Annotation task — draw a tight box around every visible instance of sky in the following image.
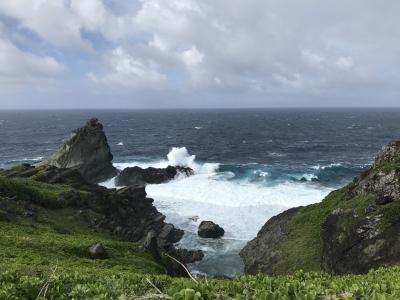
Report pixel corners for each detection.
[0,0,399,109]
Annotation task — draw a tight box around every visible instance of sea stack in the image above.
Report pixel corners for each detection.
[37,118,117,183]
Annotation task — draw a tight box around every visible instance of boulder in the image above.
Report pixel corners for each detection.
[115,165,193,186]
[37,118,117,183]
[89,243,108,259]
[198,221,225,238]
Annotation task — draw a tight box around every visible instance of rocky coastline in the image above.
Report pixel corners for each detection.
[240,140,400,275]
[1,118,201,276]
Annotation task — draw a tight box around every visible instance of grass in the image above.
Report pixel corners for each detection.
[3,168,400,298]
[0,176,68,208]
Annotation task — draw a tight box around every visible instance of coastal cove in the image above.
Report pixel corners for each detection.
[2,109,400,278]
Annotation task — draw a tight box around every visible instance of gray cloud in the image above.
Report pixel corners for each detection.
[0,0,399,108]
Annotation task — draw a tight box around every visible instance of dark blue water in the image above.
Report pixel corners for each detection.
[1,109,399,186]
[1,109,400,276]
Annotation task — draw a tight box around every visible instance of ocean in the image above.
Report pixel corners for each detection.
[1,108,400,277]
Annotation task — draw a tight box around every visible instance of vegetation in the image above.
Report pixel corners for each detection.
[3,260,400,299]
[2,173,400,299]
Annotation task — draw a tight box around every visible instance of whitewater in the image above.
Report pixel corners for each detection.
[102,147,333,276]
[4,109,398,276]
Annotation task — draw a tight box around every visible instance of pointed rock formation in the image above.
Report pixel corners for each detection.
[37,118,117,182]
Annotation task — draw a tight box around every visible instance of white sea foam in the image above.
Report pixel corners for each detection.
[114,147,220,175]
[148,175,331,240]
[10,156,44,162]
[194,126,202,130]
[311,163,343,170]
[102,147,333,276]
[117,141,124,146]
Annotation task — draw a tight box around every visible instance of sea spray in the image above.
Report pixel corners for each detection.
[104,147,333,276]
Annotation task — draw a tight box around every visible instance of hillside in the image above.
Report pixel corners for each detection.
[2,173,400,299]
[240,141,400,276]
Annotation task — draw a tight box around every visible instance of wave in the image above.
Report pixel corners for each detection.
[9,156,44,163]
[311,163,343,170]
[104,147,334,277]
[115,147,220,175]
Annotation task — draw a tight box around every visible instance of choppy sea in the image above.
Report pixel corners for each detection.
[1,109,400,276]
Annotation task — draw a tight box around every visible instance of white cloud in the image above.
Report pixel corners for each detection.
[1,0,400,107]
[70,0,108,31]
[89,47,166,88]
[0,0,89,49]
[336,56,354,71]
[0,35,64,85]
[182,45,204,68]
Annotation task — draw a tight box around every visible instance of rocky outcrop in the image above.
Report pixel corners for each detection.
[321,141,400,274]
[1,164,202,275]
[115,165,193,186]
[240,140,400,275]
[239,207,302,275]
[198,221,225,238]
[37,118,117,183]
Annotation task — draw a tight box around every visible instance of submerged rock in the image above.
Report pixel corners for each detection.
[198,221,225,238]
[115,165,193,186]
[240,140,400,275]
[89,243,108,259]
[37,118,117,183]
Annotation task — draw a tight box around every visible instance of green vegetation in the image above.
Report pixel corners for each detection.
[272,186,350,273]
[3,260,400,299]
[2,172,400,299]
[0,176,68,208]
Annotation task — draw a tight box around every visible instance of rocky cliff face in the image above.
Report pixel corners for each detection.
[37,118,117,183]
[240,141,400,275]
[1,164,202,275]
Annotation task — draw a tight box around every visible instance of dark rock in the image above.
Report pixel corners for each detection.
[158,224,184,244]
[172,248,204,264]
[115,165,194,186]
[117,185,147,199]
[198,221,225,238]
[239,207,302,275]
[89,243,108,259]
[143,231,160,260]
[36,118,117,183]
[375,195,394,205]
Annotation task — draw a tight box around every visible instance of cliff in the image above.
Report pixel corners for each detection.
[240,140,400,275]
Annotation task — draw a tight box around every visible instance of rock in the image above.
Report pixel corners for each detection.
[198,221,224,238]
[170,248,204,264]
[89,243,108,259]
[158,224,184,244]
[115,165,194,186]
[37,118,117,183]
[239,207,302,275]
[189,216,199,222]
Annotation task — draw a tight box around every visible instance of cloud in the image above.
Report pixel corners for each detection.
[0,34,64,86]
[336,56,354,71]
[1,0,400,107]
[88,47,166,89]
